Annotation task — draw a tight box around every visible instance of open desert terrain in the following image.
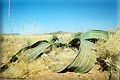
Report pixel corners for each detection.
[0,29,120,80]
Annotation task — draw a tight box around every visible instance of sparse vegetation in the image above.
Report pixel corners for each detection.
[0,29,120,80]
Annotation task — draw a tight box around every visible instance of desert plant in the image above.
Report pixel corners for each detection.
[62,30,109,73]
[0,30,109,74]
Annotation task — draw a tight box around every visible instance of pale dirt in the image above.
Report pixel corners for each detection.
[0,33,119,80]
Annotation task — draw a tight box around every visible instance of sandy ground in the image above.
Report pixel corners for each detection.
[0,32,119,80]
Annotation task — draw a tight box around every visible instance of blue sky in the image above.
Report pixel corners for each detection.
[1,0,118,34]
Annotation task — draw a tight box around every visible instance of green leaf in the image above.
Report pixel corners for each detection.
[23,42,51,62]
[9,35,61,63]
[9,40,50,63]
[49,35,59,44]
[81,30,108,40]
[67,40,97,73]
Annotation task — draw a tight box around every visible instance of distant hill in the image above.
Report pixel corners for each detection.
[0,33,20,35]
[45,31,71,35]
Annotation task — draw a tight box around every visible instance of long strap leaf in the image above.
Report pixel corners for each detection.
[65,40,97,73]
[81,30,108,40]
